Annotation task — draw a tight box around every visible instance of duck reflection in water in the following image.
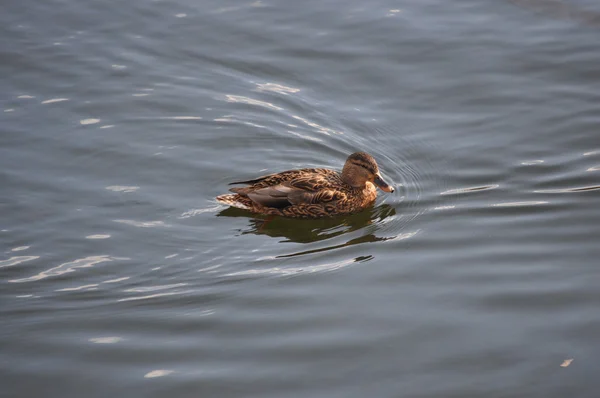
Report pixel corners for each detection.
[217,203,396,245]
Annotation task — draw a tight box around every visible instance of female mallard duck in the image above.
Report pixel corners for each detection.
[216,152,394,218]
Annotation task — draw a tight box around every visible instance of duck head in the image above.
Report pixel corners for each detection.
[341,152,395,193]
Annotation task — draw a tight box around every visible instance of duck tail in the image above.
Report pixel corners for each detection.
[216,194,252,210]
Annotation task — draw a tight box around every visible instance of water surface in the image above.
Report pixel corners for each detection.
[2,0,600,397]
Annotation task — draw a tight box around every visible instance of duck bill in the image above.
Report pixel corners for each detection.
[374,174,394,193]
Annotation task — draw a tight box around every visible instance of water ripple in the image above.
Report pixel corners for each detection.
[521,160,544,165]
[225,94,282,111]
[86,234,111,239]
[10,255,126,283]
[0,256,40,269]
[117,292,185,302]
[80,118,101,125]
[256,82,300,95]
[57,284,99,292]
[225,257,360,277]
[441,185,499,196]
[535,185,600,193]
[434,205,456,211]
[144,370,174,378]
[287,130,323,142]
[440,184,499,195]
[103,276,130,284]
[113,220,168,228]
[492,201,549,207]
[291,115,342,135]
[41,98,69,104]
[125,283,188,293]
[159,116,203,120]
[106,186,139,193]
[89,337,123,344]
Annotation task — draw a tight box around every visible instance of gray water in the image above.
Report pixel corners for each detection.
[2,0,600,397]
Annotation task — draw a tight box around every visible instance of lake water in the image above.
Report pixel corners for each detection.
[2,0,600,397]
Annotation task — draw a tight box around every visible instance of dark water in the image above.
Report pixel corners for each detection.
[2,0,600,396]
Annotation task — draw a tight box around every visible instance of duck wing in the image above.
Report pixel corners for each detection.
[229,168,332,186]
[230,171,345,209]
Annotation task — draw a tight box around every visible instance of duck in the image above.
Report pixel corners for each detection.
[216,152,394,218]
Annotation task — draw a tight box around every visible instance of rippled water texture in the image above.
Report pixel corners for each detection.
[2,0,600,397]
